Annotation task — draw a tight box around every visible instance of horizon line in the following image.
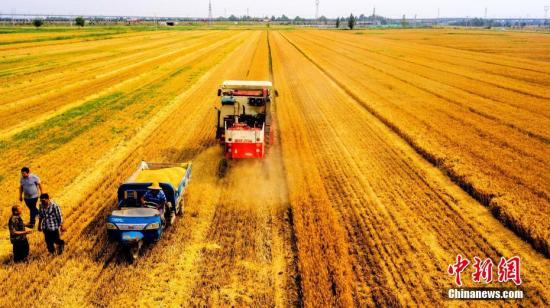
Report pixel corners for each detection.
[0,12,547,20]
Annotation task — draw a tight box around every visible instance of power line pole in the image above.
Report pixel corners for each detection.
[484,7,488,19]
[208,0,213,24]
[315,0,320,20]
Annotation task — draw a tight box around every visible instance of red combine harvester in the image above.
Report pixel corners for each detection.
[215,80,275,159]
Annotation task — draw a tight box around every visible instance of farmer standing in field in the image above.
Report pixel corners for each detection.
[8,205,32,262]
[19,167,43,228]
[38,193,65,255]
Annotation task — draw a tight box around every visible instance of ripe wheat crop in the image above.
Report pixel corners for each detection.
[0,27,548,307]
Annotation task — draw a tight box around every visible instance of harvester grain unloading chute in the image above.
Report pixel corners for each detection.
[215,80,276,159]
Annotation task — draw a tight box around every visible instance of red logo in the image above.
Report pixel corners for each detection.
[472,257,494,283]
[448,254,470,286]
[498,256,522,286]
[448,255,522,286]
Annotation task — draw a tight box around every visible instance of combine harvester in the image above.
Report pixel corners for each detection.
[215,80,276,174]
[106,161,192,260]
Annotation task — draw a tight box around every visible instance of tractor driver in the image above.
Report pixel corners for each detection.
[140,182,167,210]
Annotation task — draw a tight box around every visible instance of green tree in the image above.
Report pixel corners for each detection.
[336,17,340,28]
[278,14,290,21]
[348,13,356,29]
[400,15,408,28]
[32,19,43,27]
[75,16,85,27]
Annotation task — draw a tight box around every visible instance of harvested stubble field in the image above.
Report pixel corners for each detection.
[0,27,548,307]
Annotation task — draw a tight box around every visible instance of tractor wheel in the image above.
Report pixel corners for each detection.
[177,198,184,216]
[128,240,143,263]
[167,209,176,226]
[165,203,175,226]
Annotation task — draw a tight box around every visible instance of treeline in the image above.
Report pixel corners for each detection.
[450,18,549,28]
[30,16,86,27]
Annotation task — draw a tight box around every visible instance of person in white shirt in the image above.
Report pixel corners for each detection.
[19,167,43,228]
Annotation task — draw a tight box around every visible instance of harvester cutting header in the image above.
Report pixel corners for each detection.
[215,80,275,159]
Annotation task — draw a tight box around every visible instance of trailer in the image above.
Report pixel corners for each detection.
[106,161,191,260]
[215,80,276,159]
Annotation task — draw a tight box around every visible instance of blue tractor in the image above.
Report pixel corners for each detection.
[107,161,192,260]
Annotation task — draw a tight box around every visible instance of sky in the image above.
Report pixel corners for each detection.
[1,0,549,19]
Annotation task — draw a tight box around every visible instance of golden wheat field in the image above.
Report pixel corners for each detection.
[0,27,549,307]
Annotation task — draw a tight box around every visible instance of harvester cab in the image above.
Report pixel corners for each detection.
[216,80,274,159]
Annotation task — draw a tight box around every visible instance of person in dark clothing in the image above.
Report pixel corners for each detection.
[8,205,32,262]
[141,182,167,209]
[38,193,65,255]
[19,167,43,228]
